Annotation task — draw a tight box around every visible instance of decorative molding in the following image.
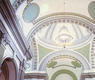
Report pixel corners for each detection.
[27,13,95,52]
[39,50,90,71]
[24,72,48,80]
[27,13,95,71]
[12,0,33,11]
[0,13,24,61]
[28,12,95,41]
[31,37,39,70]
[50,69,77,80]
[33,12,95,24]
[19,59,25,80]
[47,58,82,69]
[0,0,32,59]
[12,0,26,10]
[90,36,95,69]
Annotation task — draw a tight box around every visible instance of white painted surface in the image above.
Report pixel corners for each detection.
[86,78,95,80]
[55,74,73,80]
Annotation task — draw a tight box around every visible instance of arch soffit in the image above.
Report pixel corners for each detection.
[39,50,90,71]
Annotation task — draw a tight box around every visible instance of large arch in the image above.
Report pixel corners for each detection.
[0,58,17,80]
[39,49,90,71]
[27,13,94,71]
[27,12,95,40]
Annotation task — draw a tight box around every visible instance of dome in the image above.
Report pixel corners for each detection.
[36,22,92,49]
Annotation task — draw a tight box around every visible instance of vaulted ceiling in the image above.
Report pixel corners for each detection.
[9,0,94,37]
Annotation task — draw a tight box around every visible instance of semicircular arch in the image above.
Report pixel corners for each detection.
[39,50,90,71]
[27,12,95,41]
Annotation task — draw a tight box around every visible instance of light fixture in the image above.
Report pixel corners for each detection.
[55,33,74,48]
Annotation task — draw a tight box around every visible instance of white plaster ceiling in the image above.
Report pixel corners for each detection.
[33,0,93,18]
[16,0,94,18]
[36,22,92,49]
[16,0,94,37]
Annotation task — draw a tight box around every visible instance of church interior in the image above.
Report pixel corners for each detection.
[0,0,95,80]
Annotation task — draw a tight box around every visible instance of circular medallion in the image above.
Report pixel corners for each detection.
[23,3,40,22]
[88,1,95,19]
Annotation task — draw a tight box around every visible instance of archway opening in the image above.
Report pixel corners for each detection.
[0,58,17,80]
